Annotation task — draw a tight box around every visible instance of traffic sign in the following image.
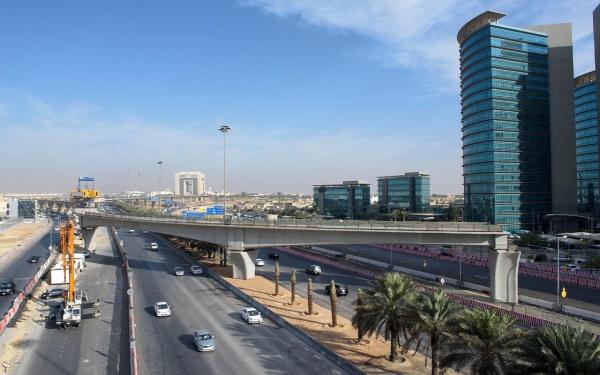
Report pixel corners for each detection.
[561,287,567,298]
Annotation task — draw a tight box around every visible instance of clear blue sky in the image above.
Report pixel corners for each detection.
[0,0,595,195]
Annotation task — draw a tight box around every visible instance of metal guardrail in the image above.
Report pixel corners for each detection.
[82,212,503,233]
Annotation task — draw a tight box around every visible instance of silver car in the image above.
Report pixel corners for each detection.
[173,267,184,276]
[241,307,263,324]
[190,265,203,275]
[193,330,215,352]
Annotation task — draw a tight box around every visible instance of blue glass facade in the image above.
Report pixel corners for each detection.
[459,23,551,232]
[313,182,370,219]
[377,173,430,213]
[575,72,598,213]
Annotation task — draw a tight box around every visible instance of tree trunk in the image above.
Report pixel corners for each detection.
[330,280,337,327]
[390,328,398,362]
[308,279,313,314]
[356,290,363,341]
[274,262,280,296]
[431,334,439,375]
[291,270,296,305]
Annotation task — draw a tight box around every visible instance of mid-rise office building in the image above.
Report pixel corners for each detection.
[377,172,430,213]
[313,181,370,219]
[174,172,205,196]
[457,11,576,232]
[575,71,598,213]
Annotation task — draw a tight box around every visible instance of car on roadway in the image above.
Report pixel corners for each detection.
[241,307,263,323]
[29,255,40,263]
[268,252,279,259]
[150,243,158,251]
[255,259,265,266]
[142,230,149,234]
[129,229,134,233]
[306,265,321,275]
[190,265,203,275]
[173,267,184,276]
[54,226,60,231]
[575,258,588,264]
[154,302,171,317]
[325,284,349,296]
[440,251,454,257]
[565,264,580,271]
[193,330,215,352]
[552,256,570,262]
[41,288,66,300]
[0,279,15,296]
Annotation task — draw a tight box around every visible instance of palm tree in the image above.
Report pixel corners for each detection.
[351,273,418,362]
[510,325,600,375]
[438,308,524,375]
[274,262,280,296]
[329,279,337,327]
[412,289,462,375]
[290,269,296,305]
[307,278,314,315]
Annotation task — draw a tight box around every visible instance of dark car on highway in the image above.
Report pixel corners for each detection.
[268,252,279,259]
[0,279,15,296]
[29,255,40,263]
[41,288,67,300]
[325,284,348,296]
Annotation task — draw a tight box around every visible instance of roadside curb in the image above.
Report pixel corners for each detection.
[152,235,366,375]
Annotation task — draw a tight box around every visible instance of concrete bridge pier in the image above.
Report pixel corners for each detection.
[489,248,521,304]
[81,228,97,252]
[229,249,260,279]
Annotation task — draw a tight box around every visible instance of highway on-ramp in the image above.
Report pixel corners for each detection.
[119,229,348,375]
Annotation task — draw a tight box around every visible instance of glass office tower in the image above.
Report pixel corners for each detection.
[575,71,598,213]
[377,172,430,213]
[313,181,370,219]
[458,11,552,232]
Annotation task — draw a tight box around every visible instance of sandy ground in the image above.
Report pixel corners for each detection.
[0,222,47,257]
[201,258,457,375]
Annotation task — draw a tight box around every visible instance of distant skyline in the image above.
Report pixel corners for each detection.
[0,1,596,195]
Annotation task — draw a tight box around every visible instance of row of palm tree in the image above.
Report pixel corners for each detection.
[350,272,600,375]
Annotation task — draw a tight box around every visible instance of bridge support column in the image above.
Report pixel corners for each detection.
[81,228,97,252]
[488,248,520,303]
[228,249,260,279]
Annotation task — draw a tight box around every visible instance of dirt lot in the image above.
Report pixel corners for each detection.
[203,259,457,375]
[0,222,47,257]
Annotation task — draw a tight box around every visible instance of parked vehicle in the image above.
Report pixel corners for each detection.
[190,265,203,275]
[41,288,67,300]
[241,307,263,323]
[268,252,279,259]
[154,302,171,317]
[305,265,321,275]
[0,279,15,295]
[325,284,349,296]
[193,330,215,352]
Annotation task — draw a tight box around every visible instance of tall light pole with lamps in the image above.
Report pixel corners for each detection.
[158,161,163,212]
[128,168,131,197]
[137,173,142,192]
[218,125,232,223]
[557,235,567,304]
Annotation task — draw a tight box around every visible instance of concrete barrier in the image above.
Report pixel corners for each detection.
[109,229,137,375]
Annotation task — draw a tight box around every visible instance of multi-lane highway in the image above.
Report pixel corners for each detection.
[15,226,129,375]
[119,229,348,375]
[0,219,53,314]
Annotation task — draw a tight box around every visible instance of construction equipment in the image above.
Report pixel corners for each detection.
[55,221,83,328]
[70,177,100,207]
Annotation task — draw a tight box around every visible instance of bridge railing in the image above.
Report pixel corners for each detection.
[81,212,503,232]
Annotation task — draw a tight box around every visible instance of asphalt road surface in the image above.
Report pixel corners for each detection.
[119,229,347,375]
[0,219,54,314]
[319,244,600,305]
[17,226,129,375]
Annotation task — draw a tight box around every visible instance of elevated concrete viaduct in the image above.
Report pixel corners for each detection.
[80,213,520,303]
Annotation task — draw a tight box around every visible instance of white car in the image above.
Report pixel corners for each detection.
[154,302,171,317]
[142,230,149,234]
[150,243,158,251]
[255,259,265,266]
[241,307,263,324]
[173,267,184,276]
[129,229,134,233]
[565,264,580,271]
[54,226,60,231]
[190,265,203,275]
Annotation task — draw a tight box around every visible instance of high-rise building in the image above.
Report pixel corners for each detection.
[377,172,430,213]
[174,172,205,196]
[457,11,576,232]
[313,181,370,219]
[574,72,598,213]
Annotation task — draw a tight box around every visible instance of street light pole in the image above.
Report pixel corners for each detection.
[557,235,567,304]
[158,161,163,212]
[128,168,131,196]
[138,173,142,192]
[218,125,232,223]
